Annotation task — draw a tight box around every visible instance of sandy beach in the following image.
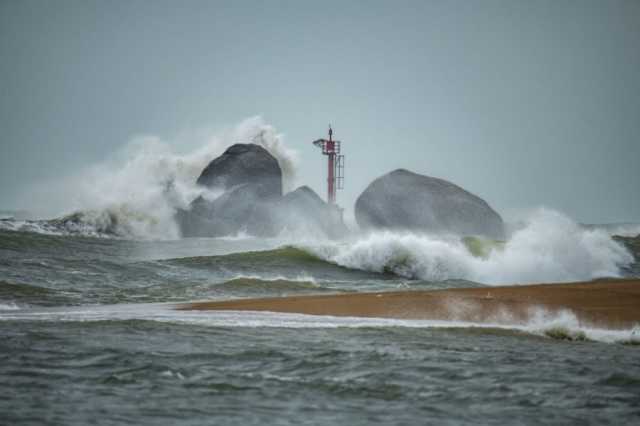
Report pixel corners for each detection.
[178,279,640,330]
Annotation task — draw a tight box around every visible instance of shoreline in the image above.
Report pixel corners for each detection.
[177,279,640,330]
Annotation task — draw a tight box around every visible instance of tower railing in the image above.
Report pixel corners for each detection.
[336,155,344,190]
[311,126,344,204]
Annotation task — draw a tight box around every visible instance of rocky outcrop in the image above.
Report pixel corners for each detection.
[177,144,283,237]
[176,144,348,238]
[196,143,282,196]
[268,186,348,239]
[177,183,278,237]
[355,169,505,239]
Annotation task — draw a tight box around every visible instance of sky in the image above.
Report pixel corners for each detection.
[1,0,639,224]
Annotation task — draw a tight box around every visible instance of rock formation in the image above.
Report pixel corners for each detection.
[196,143,282,196]
[355,169,505,239]
[267,186,348,239]
[177,144,282,237]
[176,144,347,238]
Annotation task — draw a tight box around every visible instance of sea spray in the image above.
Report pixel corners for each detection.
[476,209,633,283]
[304,209,634,285]
[13,116,299,239]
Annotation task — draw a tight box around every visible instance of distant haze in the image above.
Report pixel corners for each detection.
[1,0,639,224]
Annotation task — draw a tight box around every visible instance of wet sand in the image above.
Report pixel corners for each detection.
[177,279,640,329]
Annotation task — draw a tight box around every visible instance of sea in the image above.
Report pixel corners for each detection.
[1,210,639,426]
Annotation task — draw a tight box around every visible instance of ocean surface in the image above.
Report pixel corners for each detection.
[1,217,640,425]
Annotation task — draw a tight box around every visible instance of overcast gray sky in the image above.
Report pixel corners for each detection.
[1,0,639,223]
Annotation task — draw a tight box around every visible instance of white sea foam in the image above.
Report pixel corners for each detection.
[1,303,637,345]
[226,273,318,284]
[304,209,634,285]
[0,302,22,311]
[524,308,640,344]
[15,116,298,240]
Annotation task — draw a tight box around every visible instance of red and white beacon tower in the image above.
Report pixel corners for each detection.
[312,126,344,205]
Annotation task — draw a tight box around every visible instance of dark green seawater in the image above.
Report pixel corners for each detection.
[1,228,639,425]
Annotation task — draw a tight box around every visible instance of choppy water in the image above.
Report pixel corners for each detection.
[1,224,640,425]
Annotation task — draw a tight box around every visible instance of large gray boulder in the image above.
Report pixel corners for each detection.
[177,183,278,237]
[177,144,282,237]
[176,143,350,238]
[355,169,505,239]
[196,143,282,196]
[266,186,349,239]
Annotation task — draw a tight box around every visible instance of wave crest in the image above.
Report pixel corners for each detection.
[302,209,634,285]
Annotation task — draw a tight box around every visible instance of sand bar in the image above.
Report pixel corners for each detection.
[177,279,640,329]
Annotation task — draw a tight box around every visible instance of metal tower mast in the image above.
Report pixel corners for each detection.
[312,125,344,204]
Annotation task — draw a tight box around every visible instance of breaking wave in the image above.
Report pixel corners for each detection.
[302,209,635,285]
[146,208,637,286]
[1,303,638,345]
[160,246,389,283]
[12,116,298,239]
